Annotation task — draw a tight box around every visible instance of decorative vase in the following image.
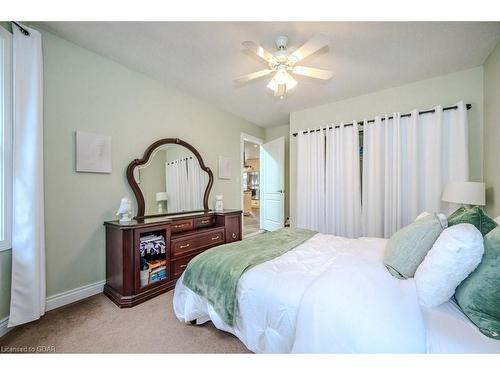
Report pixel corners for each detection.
[215,195,224,211]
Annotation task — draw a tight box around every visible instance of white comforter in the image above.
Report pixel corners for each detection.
[173,233,500,353]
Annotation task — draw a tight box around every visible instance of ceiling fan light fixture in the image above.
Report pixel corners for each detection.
[267,70,297,97]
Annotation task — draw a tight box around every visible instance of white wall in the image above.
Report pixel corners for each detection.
[289,67,484,225]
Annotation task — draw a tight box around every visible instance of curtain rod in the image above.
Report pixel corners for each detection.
[292,103,472,137]
[12,22,30,36]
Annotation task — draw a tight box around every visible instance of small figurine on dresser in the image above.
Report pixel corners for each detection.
[116,197,132,223]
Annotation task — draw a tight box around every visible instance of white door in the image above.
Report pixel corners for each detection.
[260,137,285,231]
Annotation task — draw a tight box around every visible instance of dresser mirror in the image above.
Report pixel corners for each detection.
[127,138,213,218]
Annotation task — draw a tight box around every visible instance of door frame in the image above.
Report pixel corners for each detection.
[240,133,264,231]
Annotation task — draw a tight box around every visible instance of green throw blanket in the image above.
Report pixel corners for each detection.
[182,227,317,326]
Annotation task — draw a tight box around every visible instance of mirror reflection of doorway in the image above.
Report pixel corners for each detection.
[243,140,261,236]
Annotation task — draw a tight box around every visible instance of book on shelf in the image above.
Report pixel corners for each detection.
[150,265,167,273]
[140,234,165,243]
[140,236,167,256]
[150,268,167,282]
[147,259,167,269]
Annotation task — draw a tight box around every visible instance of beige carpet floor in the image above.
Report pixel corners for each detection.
[243,209,260,237]
[0,290,250,353]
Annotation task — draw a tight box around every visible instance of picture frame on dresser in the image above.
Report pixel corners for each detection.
[103,138,242,307]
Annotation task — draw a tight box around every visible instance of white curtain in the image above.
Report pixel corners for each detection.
[325,122,362,237]
[296,129,326,232]
[165,161,180,213]
[166,157,208,212]
[9,24,45,327]
[177,158,190,210]
[361,114,403,238]
[187,157,208,210]
[361,102,469,238]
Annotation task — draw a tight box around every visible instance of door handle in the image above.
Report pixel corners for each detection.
[277,189,284,193]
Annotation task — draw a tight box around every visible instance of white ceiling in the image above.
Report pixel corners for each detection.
[38,22,500,128]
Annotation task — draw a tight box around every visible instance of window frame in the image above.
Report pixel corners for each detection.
[0,26,13,252]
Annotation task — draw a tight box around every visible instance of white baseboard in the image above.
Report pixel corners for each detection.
[0,279,106,338]
[45,280,106,311]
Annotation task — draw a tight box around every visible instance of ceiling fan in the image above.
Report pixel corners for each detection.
[235,34,332,99]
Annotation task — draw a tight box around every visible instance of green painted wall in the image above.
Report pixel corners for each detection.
[289,67,485,225]
[0,250,11,320]
[265,124,290,221]
[0,25,264,321]
[484,41,500,218]
[0,22,11,33]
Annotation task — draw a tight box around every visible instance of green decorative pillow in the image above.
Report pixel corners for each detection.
[383,214,446,279]
[455,226,500,339]
[448,206,498,236]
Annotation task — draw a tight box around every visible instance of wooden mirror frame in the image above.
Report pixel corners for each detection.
[126,138,214,219]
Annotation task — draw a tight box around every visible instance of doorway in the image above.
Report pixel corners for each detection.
[242,139,261,236]
[240,133,285,237]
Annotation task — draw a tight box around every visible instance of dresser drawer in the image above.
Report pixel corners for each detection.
[170,219,194,233]
[171,228,225,257]
[193,216,215,229]
[172,253,198,278]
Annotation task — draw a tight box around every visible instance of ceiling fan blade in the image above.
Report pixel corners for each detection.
[292,66,333,80]
[234,69,274,84]
[290,34,329,62]
[242,41,278,65]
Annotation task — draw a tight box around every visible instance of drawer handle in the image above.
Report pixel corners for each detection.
[232,233,237,239]
[180,244,190,249]
[201,220,210,224]
[174,223,187,228]
[211,236,219,240]
[180,264,187,269]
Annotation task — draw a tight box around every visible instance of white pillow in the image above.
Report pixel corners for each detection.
[415,211,431,221]
[414,223,484,308]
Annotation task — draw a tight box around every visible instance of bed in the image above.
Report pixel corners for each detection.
[173,232,500,353]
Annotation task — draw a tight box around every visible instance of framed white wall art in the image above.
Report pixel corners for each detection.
[218,156,232,179]
[76,131,112,173]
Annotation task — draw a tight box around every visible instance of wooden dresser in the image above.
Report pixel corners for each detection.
[103,209,242,307]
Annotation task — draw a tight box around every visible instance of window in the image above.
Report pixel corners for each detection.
[0,27,12,251]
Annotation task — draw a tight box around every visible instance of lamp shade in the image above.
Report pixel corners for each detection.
[441,181,485,206]
[156,192,168,202]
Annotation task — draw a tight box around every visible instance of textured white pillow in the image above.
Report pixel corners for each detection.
[414,223,484,308]
[415,211,431,221]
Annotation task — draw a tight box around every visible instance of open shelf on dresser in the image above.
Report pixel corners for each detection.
[135,225,170,293]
